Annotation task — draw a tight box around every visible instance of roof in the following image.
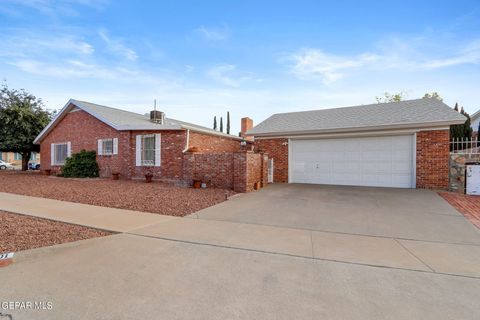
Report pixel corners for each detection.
[34,99,243,143]
[472,109,480,121]
[247,98,467,137]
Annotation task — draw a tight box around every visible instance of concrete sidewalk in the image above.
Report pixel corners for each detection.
[0,192,174,232]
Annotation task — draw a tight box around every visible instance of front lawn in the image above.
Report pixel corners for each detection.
[0,171,232,216]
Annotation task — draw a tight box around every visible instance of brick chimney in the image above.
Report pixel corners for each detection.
[240,117,253,140]
[150,110,165,124]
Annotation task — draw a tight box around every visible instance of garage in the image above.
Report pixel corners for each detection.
[290,135,415,188]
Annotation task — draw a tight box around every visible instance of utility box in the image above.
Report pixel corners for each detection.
[466,164,480,195]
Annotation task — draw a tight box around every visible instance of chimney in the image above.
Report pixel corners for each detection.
[150,110,165,124]
[240,117,253,140]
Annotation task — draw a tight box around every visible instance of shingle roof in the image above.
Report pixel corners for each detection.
[247,98,467,136]
[472,109,480,120]
[34,99,242,143]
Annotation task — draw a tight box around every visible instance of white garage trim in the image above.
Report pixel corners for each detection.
[289,134,416,188]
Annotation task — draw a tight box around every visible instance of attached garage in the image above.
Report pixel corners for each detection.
[247,98,467,189]
[289,135,414,188]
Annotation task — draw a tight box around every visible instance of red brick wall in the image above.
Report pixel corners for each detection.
[416,130,450,189]
[189,131,241,152]
[254,138,289,183]
[40,110,129,177]
[183,151,266,192]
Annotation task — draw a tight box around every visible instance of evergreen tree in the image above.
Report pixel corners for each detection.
[450,104,472,141]
[213,116,217,130]
[219,117,223,132]
[226,111,230,134]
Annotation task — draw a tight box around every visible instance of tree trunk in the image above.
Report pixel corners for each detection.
[21,151,31,171]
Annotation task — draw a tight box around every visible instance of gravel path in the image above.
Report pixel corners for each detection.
[0,171,233,216]
[0,210,112,254]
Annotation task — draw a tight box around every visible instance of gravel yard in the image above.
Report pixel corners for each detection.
[0,171,233,216]
[0,210,112,254]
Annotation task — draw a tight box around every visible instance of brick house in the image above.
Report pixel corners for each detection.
[34,100,267,192]
[246,98,466,189]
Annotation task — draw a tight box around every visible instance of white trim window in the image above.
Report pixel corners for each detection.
[98,138,118,156]
[136,134,161,166]
[51,142,71,165]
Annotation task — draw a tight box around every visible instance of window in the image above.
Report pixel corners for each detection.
[98,138,118,156]
[14,153,22,160]
[51,142,70,165]
[136,134,160,167]
[141,135,155,166]
[30,152,37,161]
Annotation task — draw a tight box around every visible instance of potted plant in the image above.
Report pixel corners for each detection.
[145,173,153,183]
[44,169,51,176]
[112,172,120,180]
[193,179,202,189]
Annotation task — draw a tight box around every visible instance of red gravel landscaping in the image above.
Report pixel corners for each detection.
[0,210,112,254]
[439,192,480,229]
[0,171,233,217]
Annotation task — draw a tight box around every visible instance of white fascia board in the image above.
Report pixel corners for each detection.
[250,121,462,139]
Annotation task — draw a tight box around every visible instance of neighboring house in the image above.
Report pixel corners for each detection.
[246,98,466,189]
[471,110,480,138]
[34,99,251,184]
[0,152,40,165]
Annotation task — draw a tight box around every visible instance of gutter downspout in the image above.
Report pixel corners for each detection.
[182,129,190,153]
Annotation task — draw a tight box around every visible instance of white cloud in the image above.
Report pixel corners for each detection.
[206,64,259,87]
[1,0,108,17]
[283,48,380,83]
[98,29,138,61]
[196,25,229,41]
[284,37,480,83]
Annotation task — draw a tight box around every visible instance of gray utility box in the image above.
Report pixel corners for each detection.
[466,164,480,195]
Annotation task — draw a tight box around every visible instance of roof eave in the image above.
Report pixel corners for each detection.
[247,119,466,138]
[180,124,245,141]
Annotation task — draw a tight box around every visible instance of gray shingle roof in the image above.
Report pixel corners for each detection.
[247,98,467,136]
[34,99,241,143]
[472,109,480,120]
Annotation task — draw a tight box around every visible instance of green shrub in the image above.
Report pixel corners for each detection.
[61,149,99,178]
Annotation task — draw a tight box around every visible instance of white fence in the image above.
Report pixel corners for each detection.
[450,137,480,154]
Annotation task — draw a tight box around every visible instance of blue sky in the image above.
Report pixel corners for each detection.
[1,0,479,134]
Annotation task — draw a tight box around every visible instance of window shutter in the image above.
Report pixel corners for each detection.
[155,133,161,167]
[98,139,103,156]
[67,142,72,157]
[135,135,142,166]
[113,138,118,155]
[51,144,55,165]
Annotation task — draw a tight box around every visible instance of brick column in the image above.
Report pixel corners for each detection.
[416,130,450,189]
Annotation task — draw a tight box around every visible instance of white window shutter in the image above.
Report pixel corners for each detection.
[51,143,55,165]
[113,138,118,155]
[135,135,142,166]
[155,133,161,167]
[98,139,103,156]
[67,142,72,157]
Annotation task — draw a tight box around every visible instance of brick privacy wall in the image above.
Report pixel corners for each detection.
[189,131,241,152]
[416,130,450,189]
[183,152,235,189]
[254,138,289,183]
[184,151,267,192]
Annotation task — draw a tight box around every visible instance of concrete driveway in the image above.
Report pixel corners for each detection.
[1,185,480,319]
[192,184,480,244]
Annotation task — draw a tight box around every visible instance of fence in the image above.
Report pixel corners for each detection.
[450,137,480,154]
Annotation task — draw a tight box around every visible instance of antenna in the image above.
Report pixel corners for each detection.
[154,99,157,122]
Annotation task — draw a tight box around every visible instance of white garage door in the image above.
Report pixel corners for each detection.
[290,135,415,188]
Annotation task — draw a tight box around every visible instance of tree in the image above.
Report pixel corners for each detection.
[0,84,53,171]
[213,116,217,130]
[375,92,405,103]
[219,117,223,133]
[226,111,230,134]
[422,92,442,101]
[450,103,472,141]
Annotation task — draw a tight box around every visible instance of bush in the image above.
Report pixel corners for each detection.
[61,149,99,178]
